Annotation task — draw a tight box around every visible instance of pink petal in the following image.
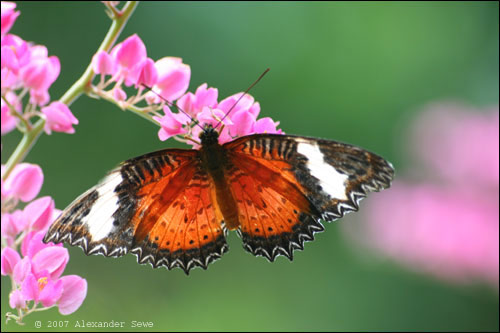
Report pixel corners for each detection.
[58,275,87,315]
[115,34,147,69]
[1,1,20,36]
[112,87,127,101]
[1,91,21,134]
[21,274,39,302]
[154,57,191,101]
[20,54,60,92]
[9,289,25,309]
[41,101,78,135]
[218,93,255,116]
[197,107,232,129]
[92,50,116,75]
[39,278,63,307]
[25,230,61,258]
[1,210,27,240]
[13,257,31,284]
[153,106,190,141]
[137,58,158,87]
[193,83,218,111]
[176,92,196,116]
[253,117,281,134]
[3,163,43,202]
[228,110,255,137]
[31,246,69,280]
[0,247,20,276]
[24,196,54,232]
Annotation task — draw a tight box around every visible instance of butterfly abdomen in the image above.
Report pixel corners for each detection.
[199,133,240,230]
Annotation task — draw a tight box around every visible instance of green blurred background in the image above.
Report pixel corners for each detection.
[2,1,498,331]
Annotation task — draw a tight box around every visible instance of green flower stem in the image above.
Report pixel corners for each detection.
[2,1,138,181]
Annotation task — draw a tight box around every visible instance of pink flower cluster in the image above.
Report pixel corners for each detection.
[92,34,281,146]
[2,2,86,321]
[1,1,78,135]
[1,163,87,315]
[344,103,499,289]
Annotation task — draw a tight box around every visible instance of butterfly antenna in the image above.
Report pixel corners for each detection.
[214,68,270,129]
[141,84,205,131]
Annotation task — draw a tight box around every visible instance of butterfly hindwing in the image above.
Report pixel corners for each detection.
[224,134,394,261]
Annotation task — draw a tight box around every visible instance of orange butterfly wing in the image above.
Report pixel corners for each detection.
[224,134,394,261]
[44,149,227,273]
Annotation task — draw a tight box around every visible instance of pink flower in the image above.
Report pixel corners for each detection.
[344,104,499,289]
[9,289,25,310]
[136,57,158,88]
[58,275,87,315]
[218,93,260,119]
[112,87,127,101]
[24,196,55,232]
[227,108,255,138]
[22,230,61,259]
[1,210,27,245]
[197,106,233,129]
[113,34,147,86]
[92,50,116,76]
[12,257,31,284]
[177,83,218,117]
[1,34,31,74]
[3,163,43,202]
[253,117,281,134]
[115,34,146,69]
[1,1,20,36]
[41,101,78,134]
[1,247,20,276]
[153,57,191,102]
[1,91,21,134]
[153,106,190,141]
[412,103,499,188]
[22,271,63,307]
[19,47,60,93]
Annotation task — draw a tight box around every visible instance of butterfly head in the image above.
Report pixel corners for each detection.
[199,124,220,147]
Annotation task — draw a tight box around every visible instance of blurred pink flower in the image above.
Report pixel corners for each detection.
[112,87,126,102]
[344,103,499,289]
[412,103,499,187]
[1,91,21,134]
[1,1,20,36]
[41,101,78,134]
[1,34,30,74]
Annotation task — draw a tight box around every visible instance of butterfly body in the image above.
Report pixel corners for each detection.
[44,126,394,274]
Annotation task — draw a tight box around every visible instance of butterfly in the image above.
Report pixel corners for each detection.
[43,123,394,274]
